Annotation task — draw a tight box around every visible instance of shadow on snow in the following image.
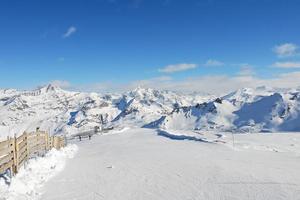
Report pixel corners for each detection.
[156,129,211,143]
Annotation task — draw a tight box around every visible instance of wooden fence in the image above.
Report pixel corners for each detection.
[0,130,65,176]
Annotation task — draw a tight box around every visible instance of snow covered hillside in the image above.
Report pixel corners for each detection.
[8,128,299,200]
[1,84,300,139]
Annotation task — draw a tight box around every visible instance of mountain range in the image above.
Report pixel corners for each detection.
[1,84,299,138]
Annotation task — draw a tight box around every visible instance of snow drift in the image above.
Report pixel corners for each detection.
[0,144,78,200]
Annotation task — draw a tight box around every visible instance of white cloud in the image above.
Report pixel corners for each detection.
[128,72,300,95]
[270,71,300,87]
[238,65,255,76]
[204,59,224,67]
[273,61,300,68]
[50,80,71,89]
[127,76,172,88]
[68,71,300,95]
[62,26,77,38]
[74,76,173,93]
[273,43,298,57]
[158,63,197,73]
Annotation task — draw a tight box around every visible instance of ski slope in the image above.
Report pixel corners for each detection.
[37,128,300,200]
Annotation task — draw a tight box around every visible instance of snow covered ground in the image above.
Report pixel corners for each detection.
[0,145,78,200]
[4,128,294,200]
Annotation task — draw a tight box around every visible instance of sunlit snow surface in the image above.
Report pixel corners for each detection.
[1,85,300,199]
[34,128,300,200]
[0,145,78,200]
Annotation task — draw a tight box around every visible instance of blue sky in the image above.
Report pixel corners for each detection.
[1,0,300,93]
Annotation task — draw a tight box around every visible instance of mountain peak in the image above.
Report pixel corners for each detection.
[130,87,154,97]
[38,84,63,94]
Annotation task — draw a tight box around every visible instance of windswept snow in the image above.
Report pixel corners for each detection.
[0,145,78,200]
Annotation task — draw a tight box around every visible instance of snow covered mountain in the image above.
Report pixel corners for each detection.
[112,87,210,127]
[145,87,300,132]
[0,84,120,137]
[0,85,210,138]
[0,84,300,139]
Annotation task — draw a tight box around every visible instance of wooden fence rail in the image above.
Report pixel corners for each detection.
[0,130,65,176]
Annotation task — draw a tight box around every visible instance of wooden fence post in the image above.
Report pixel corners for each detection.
[8,136,14,177]
[13,133,17,174]
[46,132,49,151]
[25,132,28,165]
[23,131,28,170]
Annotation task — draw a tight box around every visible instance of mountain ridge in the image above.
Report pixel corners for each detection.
[0,84,299,139]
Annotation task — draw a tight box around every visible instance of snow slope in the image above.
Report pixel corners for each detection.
[34,128,300,200]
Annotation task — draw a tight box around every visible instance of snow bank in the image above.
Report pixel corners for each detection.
[0,144,78,200]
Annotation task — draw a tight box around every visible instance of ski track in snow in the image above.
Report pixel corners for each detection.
[35,128,300,200]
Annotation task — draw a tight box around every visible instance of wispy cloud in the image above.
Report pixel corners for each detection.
[273,43,298,57]
[159,63,197,73]
[238,65,255,76]
[50,80,71,89]
[62,26,77,38]
[273,61,300,68]
[130,72,300,94]
[65,71,300,95]
[204,59,224,67]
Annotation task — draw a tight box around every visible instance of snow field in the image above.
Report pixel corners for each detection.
[40,128,300,200]
[0,144,78,200]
